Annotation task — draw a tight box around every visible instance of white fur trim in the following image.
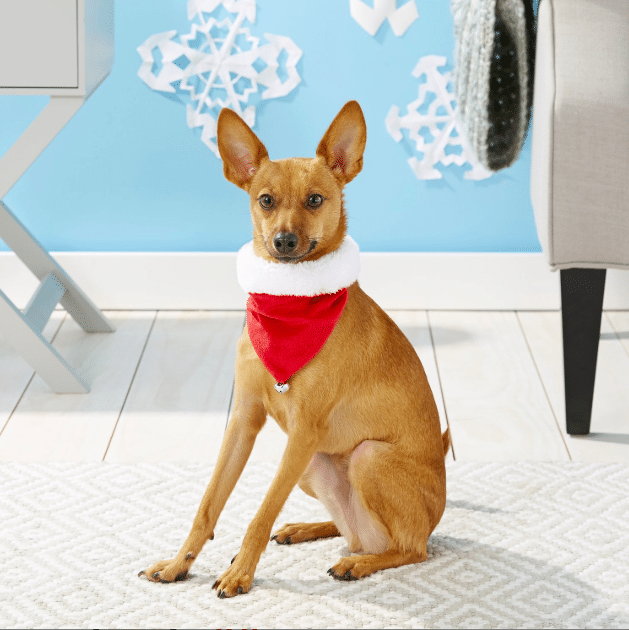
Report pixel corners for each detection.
[237,236,360,296]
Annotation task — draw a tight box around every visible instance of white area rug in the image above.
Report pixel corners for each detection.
[1,461,629,629]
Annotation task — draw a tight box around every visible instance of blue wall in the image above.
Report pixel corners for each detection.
[0,0,541,253]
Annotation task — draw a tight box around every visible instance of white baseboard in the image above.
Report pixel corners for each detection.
[1,251,628,310]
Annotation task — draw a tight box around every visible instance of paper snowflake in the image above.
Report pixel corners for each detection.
[350,0,419,36]
[386,55,492,180]
[137,0,302,156]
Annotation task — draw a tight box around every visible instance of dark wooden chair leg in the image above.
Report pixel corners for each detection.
[560,268,606,435]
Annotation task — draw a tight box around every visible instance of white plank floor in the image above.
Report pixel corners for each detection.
[1,309,629,463]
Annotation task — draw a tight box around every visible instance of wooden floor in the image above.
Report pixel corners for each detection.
[1,309,629,463]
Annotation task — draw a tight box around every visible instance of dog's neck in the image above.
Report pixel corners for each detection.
[237,235,360,297]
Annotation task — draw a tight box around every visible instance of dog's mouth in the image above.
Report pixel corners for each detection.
[271,240,317,263]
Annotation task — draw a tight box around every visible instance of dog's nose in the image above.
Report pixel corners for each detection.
[273,232,299,254]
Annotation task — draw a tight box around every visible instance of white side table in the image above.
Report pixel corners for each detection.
[0,0,115,393]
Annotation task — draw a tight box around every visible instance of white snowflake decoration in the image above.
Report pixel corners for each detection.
[386,55,491,180]
[350,0,419,36]
[137,0,302,156]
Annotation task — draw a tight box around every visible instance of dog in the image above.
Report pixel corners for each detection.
[139,100,450,598]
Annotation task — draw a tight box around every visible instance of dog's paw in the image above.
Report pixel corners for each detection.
[270,522,300,544]
[212,561,254,598]
[138,557,192,583]
[327,556,372,581]
[272,521,340,544]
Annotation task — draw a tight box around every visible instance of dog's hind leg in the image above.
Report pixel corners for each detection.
[271,454,342,544]
[275,451,367,550]
[328,439,446,581]
[327,548,424,580]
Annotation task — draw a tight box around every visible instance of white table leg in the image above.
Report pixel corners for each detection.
[0,286,90,393]
[0,201,114,333]
[0,95,114,393]
[0,96,83,199]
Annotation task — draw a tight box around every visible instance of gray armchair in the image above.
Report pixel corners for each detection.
[530,0,629,434]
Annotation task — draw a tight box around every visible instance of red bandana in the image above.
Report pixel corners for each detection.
[246,289,348,383]
[237,236,360,385]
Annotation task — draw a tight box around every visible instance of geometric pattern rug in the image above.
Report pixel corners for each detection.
[1,461,629,629]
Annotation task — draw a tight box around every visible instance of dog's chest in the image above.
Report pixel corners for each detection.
[264,396,363,456]
[262,395,296,435]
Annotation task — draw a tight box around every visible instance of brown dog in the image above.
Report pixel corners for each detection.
[139,101,450,598]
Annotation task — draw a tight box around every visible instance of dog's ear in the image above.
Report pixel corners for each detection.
[316,101,367,185]
[217,108,269,191]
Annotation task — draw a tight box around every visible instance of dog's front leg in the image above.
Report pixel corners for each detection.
[139,394,266,583]
[212,422,324,598]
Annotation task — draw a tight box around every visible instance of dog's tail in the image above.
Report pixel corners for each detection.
[442,428,451,457]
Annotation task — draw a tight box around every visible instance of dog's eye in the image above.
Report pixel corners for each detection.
[259,194,274,210]
[307,194,324,208]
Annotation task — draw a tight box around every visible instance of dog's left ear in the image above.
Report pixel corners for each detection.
[316,101,367,185]
[217,108,269,191]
